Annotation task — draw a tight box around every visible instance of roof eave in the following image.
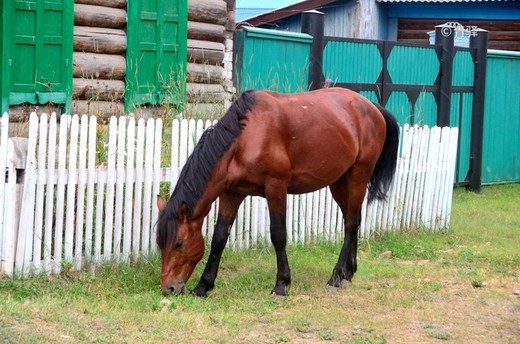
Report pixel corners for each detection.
[237,0,338,28]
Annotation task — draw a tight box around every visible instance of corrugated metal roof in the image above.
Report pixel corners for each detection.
[377,0,516,2]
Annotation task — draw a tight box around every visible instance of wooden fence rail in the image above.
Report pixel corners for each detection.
[0,113,458,277]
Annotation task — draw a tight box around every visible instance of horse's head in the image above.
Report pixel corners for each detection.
[156,197,205,295]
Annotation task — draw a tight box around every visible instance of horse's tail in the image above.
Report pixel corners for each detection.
[367,103,400,204]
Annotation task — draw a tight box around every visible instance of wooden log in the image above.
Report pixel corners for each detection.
[188,21,226,43]
[188,47,224,65]
[74,4,126,29]
[188,39,225,52]
[74,26,126,54]
[72,100,125,119]
[187,63,224,84]
[188,0,227,26]
[187,83,230,103]
[7,105,64,122]
[73,78,125,102]
[188,39,225,64]
[74,0,126,9]
[73,52,126,80]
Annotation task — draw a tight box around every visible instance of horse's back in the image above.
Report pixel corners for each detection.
[228,88,388,195]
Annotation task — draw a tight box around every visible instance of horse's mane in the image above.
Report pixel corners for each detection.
[157,90,257,249]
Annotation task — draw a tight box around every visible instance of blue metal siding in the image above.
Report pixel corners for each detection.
[385,3,520,20]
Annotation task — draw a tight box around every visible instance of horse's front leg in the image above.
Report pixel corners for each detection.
[192,192,245,297]
[269,211,291,296]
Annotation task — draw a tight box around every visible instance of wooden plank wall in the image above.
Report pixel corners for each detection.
[398,19,520,51]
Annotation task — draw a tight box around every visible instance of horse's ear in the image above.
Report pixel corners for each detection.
[178,203,190,223]
[157,195,166,212]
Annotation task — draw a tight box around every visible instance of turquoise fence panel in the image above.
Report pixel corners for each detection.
[360,91,379,103]
[323,39,382,84]
[452,50,475,87]
[414,92,437,126]
[387,46,440,85]
[450,92,474,183]
[234,27,312,93]
[482,50,520,183]
[385,91,412,125]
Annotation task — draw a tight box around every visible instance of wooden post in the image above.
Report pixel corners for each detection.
[468,29,488,193]
[301,10,325,91]
[435,23,455,127]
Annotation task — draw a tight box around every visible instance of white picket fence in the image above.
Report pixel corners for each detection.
[0,112,458,277]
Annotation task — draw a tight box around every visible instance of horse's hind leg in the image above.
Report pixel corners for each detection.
[192,191,245,297]
[265,183,291,296]
[327,169,370,289]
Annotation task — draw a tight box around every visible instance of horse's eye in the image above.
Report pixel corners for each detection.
[174,241,184,250]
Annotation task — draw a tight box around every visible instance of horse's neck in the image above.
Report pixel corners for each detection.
[191,169,228,221]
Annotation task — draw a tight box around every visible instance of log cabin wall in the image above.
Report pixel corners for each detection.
[72,0,127,117]
[72,0,236,118]
[186,0,236,117]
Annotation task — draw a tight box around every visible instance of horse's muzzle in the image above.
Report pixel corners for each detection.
[162,283,186,296]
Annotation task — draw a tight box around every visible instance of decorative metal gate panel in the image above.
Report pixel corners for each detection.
[323,37,476,183]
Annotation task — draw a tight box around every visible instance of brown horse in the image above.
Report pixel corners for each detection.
[156,87,399,297]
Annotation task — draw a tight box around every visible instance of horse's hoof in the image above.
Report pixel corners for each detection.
[340,279,352,288]
[326,279,352,294]
[326,285,340,294]
[191,287,208,298]
[270,291,287,300]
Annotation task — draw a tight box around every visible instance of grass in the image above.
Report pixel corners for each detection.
[1,184,519,343]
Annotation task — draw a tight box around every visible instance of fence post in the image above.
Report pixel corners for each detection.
[301,10,325,91]
[435,24,455,127]
[468,29,488,193]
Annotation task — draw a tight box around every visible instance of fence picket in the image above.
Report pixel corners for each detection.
[141,119,155,254]
[132,119,145,258]
[43,114,57,273]
[0,114,10,274]
[15,113,39,275]
[2,137,17,276]
[85,115,97,260]
[33,113,48,273]
[151,119,163,253]
[428,127,442,230]
[123,117,135,260]
[65,115,79,264]
[113,117,127,260]
[444,128,459,226]
[74,115,89,270]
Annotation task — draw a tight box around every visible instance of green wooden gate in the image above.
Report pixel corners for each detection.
[126,0,187,110]
[1,0,73,113]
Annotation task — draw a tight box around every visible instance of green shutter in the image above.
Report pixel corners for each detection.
[1,0,9,113]
[126,0,187,110]
[6,0,72,110]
